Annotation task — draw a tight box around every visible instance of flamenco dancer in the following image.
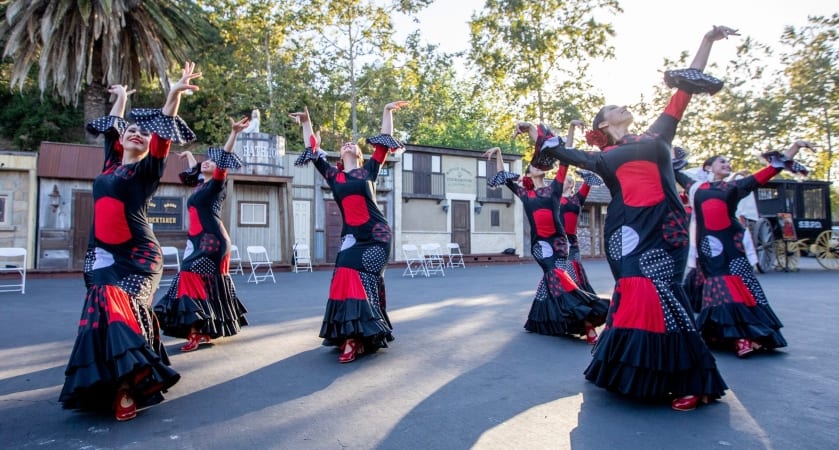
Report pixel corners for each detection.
[154,117,250,352]
[539,26,736,411]
[675,142,811,357]
[60,62,200,421]
[560,167,603,294]
[290,101,407,363]
[484,139,608,343]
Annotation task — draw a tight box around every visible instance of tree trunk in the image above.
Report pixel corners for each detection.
[82,43,108,143]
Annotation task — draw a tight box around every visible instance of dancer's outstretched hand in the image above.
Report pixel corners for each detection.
[171,61,201,95]
[482,147,501,160]
[288,107,310,124]
[706,25,739,41]
[786,140,815,158]
[385,101,410,111]
[229,116,250,133]
[108,85,136,98]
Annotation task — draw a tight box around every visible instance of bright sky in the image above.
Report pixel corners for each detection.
[395,0,836,106]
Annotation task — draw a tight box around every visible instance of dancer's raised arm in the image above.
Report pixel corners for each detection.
[162,61,201,117]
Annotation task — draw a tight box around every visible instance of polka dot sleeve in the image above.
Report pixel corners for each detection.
[86,115,127,137]
[208,147,244,169]
[128,108,196,144]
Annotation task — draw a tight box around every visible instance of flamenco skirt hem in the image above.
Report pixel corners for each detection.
[155,272,248,339]
[319,298,393,350]
[584,328,728,400]
[525,288,609,337]
[697,302,787,349]
[59,322,180,411]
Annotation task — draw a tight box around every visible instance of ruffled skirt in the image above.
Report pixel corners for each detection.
[524,267,609,337]
[319,267,393,350]
[155,270,248,339]
[697,274,786,349]
[60,283,180,411]
[584,276,727,400]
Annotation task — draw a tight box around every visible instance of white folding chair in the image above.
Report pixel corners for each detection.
[402,244,429,278]
[159,246,181,288]
[229,244,245,275]
[446,243,466,268]
[0,247,27,294]
[247,245,276,284]
[293,242,313,273]
[421,243,446,277]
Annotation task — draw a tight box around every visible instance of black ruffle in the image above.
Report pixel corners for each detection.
[59,321,180,411]
[575,169,603,186]
[488,170,520,188]
[584,328,728,400]
[86,115,127,137]
[319,298,393,350]
[366,134,404,151]
[154,272,249,339]
[208,147,245,169]
[532,133,564,170]
[524,270,608,337]
[129,108,196,144]
[697,302,787,349]
[761,151,809,176]
[294,147,326,167]
[664,68,724,95]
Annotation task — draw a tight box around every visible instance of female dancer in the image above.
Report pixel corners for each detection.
[484,141,608,343]
[290,101,407,363]
[154,117,250,352]
[60,62,200,421]
[538,26,736,411]
[675,142,811,357]
[559,164,603,294]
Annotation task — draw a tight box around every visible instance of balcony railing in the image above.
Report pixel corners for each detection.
[403,171,445,200]
[476,176,514,204]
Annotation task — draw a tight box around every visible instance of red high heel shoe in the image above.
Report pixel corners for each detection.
[114,389,137,421]
[181,332,202,352]
[338,339,364,363]
[585,325,599,345]
[735,339,754,358]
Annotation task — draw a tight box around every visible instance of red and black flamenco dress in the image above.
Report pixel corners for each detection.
[60,110,193,411]
[541,90,727,401]
[154,148,249,340]
[676,165,788,351]
[488,170,608,338]
[557,164,602,294]
[294,135,401,351]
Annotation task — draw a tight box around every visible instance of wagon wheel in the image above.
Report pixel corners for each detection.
[811,230,839,270]
[753,218,775,273]
[774,240,800,271]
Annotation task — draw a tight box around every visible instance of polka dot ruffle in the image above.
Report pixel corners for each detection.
[129,108,196,144]
[86,115,127,136]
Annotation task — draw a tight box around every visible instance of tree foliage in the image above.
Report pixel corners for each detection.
[0,0,214,133]
[469,0,621,123]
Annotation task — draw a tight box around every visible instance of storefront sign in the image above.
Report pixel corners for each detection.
[148,196,183,230]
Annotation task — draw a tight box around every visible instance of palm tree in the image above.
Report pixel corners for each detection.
[0,0,213,141]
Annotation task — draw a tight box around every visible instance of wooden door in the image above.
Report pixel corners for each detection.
[71,190,94,269]
[413,153,432,194]
[451,200,471,254]
[325,200,343,262]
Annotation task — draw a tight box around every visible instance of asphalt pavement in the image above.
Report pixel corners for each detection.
[0,258,836,449]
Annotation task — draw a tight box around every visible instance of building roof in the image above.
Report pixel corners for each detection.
[38,141,185,184]
[405,143,522,159]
